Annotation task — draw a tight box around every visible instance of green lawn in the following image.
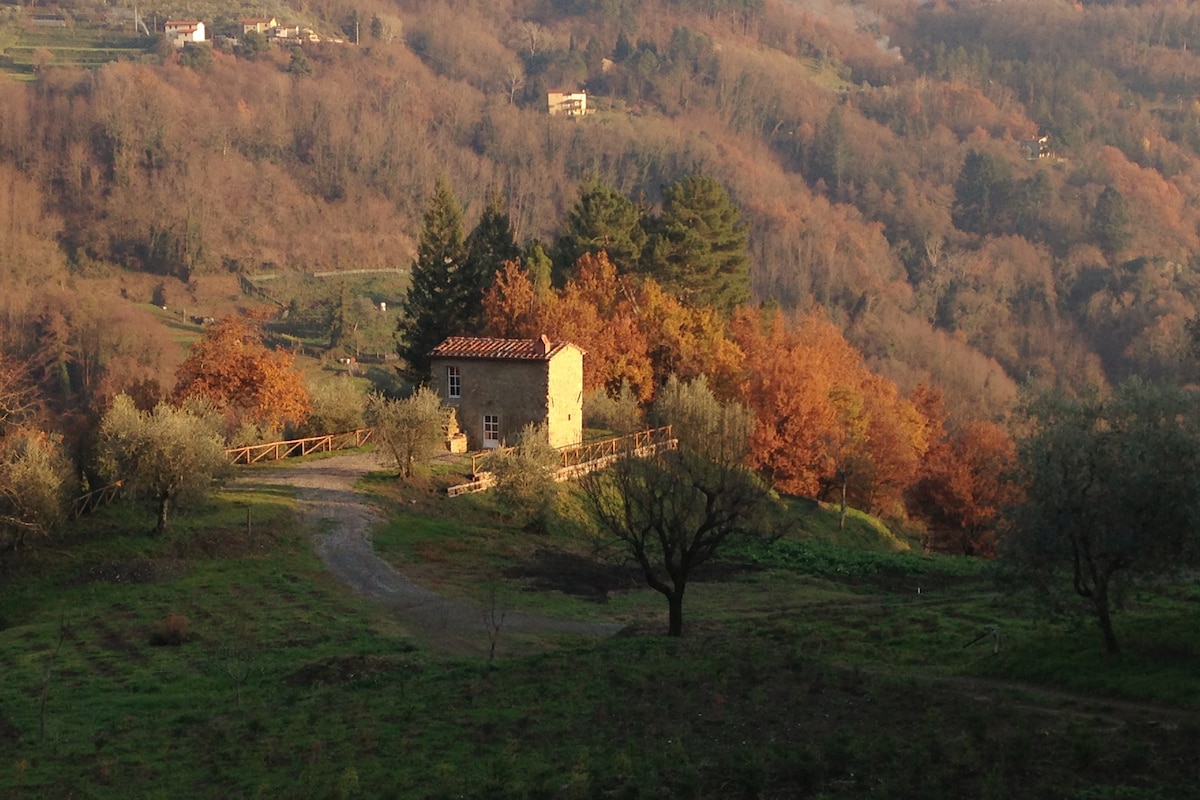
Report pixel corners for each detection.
[0,26,154,77]
[2,468,1197,798]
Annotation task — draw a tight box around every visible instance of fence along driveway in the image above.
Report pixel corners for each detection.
[72,429,378,517]
[449,426,678,497]
[73,426,676,512]
[224,429,375,465]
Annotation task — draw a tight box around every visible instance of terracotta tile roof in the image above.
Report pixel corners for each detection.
[428,336,580,361]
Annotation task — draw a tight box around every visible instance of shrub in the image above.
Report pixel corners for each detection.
[583,381,643,434]
[149,614,192,646]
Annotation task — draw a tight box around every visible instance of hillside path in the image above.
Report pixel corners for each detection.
[239,451,623,650]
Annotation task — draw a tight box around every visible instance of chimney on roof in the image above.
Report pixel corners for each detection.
[535,334,552,355]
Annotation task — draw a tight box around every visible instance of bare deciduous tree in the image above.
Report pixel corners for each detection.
[584,376,777,636]
[506,62,525,104]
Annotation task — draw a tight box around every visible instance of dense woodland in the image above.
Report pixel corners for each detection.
[6,0,1200,546]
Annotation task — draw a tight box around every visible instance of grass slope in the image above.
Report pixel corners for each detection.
[1,466,1197,798]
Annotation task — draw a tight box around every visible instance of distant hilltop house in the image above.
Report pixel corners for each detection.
[164,19,204,46]
[1021,135,1053,160]
[429,335,584,451]
[238,17,277,35]
[547,90,590,117]
[268,23,303,39]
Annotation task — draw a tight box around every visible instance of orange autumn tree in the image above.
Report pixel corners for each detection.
[907,388,1019,555]
[732,309,930,515]
[483,253,744,402]
[173,317,310,434]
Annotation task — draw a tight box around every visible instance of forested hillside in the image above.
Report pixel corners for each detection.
[3,0,1200,424]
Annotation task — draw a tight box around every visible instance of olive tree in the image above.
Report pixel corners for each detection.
[1002,380,1200,654]
[584,375,776,636]
[302,378,367,436]
[0,429,72,549]
[367,388,448,479]
[484,422,561,532]
[97,395,228,535]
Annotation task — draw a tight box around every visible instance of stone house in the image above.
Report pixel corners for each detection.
[428,335,584,450]
[238,16,277,35]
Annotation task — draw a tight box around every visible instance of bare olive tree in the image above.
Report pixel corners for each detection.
[584,376,777,636]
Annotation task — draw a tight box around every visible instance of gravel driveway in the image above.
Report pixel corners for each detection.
[242,452,623,650]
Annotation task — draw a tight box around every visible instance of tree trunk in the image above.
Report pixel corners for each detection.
[1095,580,1120,655]
[156,495,170,536]
[839,477,847,530]
[667,591,684,637]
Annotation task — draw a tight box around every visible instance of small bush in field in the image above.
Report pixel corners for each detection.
[149,614,192,646]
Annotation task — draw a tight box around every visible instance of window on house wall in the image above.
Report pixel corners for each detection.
[447,366,461,399]
[484,414,500,446]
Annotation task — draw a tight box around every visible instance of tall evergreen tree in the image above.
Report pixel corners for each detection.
[463,194,521,330]
[810,107,853,200]
[552,180,647,283]
[642,174,750,313]
[523,240,553,293]
[1089,185,1132,262]
[952,149,1013,235]
[398,176,469,383]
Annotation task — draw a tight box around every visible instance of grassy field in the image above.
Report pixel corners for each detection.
[0,25,155,78]
[1,460,1198,798]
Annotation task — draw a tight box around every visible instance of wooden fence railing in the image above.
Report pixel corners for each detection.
[454,426,677,497]
[470,426,675,477]
[70,429,377,519]
[224,428,375,465]
[74,425,672,511]
[71,480,123,519]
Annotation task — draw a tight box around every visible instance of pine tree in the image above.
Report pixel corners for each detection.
[811,107,853,199]
[462,194,521,330]
[398,176,469,383]
[641,174,750,313]
[1089,185,1132,262]
[952,150,1012,235]
[552,180,647,282]
[523,240,553,293]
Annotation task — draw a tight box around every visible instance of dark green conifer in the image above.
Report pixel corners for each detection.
[641,174,750,314]
[552,180,647,282]
[398,176,469,383]
[1089,186,1132,262]
[463,194,521,330]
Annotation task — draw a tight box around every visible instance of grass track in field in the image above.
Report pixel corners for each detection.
[2,465,1198,797]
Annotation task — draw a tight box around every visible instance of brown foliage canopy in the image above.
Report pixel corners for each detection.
[732,309,930,514]
[173,318,310,432]
[484,253,743,402]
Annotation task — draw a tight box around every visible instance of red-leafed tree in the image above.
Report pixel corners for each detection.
[732,308,929,515]
[909,416,1020,556]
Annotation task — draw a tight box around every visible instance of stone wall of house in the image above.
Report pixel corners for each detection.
[431,358,547,449]
[545,347,583,448]
[430,346,584,450]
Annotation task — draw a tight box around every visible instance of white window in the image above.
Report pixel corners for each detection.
[483,414,500,448]
[447,366,461,399]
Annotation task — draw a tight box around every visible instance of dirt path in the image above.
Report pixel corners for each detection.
[240,452,623,651]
